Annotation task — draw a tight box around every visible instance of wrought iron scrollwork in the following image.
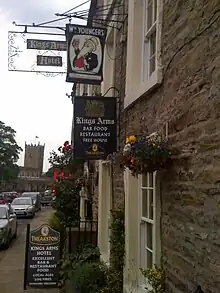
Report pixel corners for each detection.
[8,31,23,71]
[7,31,67,78]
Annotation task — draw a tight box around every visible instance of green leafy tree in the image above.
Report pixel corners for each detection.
[44,166,54,178]
[0,121,22,184]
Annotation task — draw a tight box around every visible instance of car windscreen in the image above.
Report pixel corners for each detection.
[21,193,37,199]
[12,198,32,205]
[0,206,7,219]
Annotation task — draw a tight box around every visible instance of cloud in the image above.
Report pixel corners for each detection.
[0,0,91,171]
[1,0,90,24]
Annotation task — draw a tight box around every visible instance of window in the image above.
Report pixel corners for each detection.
[139,172,160,285]
[124,0,162,108]
[142,0,157,81]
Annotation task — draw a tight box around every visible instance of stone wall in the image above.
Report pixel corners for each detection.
[110,0,128,210]
[124,1,220,293]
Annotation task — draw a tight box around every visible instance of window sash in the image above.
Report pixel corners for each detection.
[144,0,157,35]
[143,1,157,80]
[140,172,157,285]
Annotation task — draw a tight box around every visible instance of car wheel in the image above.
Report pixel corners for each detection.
[4,232,11,249]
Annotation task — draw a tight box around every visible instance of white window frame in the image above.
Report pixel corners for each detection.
[124,0,163,109]
[138,171,161,288]
[98,161,112,265]
[142,0,158,81]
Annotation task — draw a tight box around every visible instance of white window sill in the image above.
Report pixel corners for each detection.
[124,67,162,109]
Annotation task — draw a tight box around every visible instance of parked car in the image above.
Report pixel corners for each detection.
[0,192,18,204]
[0,204,17,249]
[20,192,41,212]
[41,190,53,206]
[11,197,35,218]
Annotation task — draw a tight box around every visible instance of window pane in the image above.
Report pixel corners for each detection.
[147,249,153,268]
[149,173,153,187]
[142,174,148,187]
[147,222,153,250]
[150,55,156,73]
[148,189,153,220]
[142,189,148,218]
[154,0,157,21]
[147,0,153,30]
[150,33,156,56]
[143,42,149,81]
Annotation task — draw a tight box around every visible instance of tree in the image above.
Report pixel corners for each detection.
[44,166,54,178]
[0,121,22,184]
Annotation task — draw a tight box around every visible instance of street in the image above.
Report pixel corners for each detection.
[0,206,58,293]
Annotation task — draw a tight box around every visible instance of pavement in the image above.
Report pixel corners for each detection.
[0,207,59,293]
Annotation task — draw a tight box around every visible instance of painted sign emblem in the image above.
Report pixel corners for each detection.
[66,25,107,85]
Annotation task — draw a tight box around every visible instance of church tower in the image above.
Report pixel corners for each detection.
[24,143,45,175]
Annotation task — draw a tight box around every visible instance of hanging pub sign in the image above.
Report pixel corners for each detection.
[66,24,107,85]
[27,39,67,51]
[37,55,62,67]
[73,96,117,160]
[24,224,60,289]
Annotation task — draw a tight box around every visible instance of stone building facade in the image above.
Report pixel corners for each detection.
[96,0,220,293]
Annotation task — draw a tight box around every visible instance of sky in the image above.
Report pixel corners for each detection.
[0,0,91,171]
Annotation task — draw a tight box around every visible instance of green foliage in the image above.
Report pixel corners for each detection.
[59,244,101,287]
[72,262,107,293]
[0,120,22,183]
[44,167,54,178]
[109,209,125,271]
[122,133,172,176]
[140,265,166,293]
[54,180,81,226]
[48,141,85,227]
[48,212,64,233]
[102,209,125,293]
[49,142,84,175]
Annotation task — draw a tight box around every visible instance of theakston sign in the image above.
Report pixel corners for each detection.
[26,224,60,288]
[66,24,107,85]
[74,96,117,160]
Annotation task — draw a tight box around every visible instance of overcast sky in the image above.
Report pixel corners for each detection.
[0,0,90,171]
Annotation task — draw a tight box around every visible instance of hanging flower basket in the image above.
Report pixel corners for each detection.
[122,133,172,176]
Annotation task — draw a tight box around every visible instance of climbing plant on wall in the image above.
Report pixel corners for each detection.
[49,141,85,226]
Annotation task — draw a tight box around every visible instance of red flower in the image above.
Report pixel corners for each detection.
[130,157,135,164]
[64,141,69,146]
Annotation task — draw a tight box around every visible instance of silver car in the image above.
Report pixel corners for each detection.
[0,204,17,249]
[11,197,35,218]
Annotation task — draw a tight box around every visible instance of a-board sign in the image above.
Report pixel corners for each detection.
[37,55,62,67]
[25,224,60,288]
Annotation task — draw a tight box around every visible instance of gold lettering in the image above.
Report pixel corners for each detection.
[31,236,59,242]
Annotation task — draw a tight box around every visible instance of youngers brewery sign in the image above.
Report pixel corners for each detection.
[74,96,117,160]
[66,24,107,85]
[24,224,60,288]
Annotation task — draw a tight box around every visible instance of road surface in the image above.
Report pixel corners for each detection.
[0,206,58,293]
